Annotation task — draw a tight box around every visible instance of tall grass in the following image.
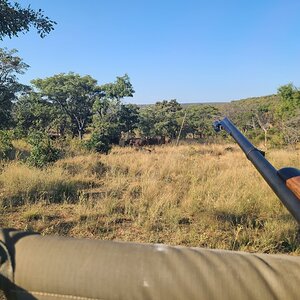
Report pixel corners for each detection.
[0,163,77,206]
[1,144,300,254]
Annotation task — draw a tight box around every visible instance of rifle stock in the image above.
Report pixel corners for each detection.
[287,177,300,199]
[278,167,300,200]
[214,117,300,223]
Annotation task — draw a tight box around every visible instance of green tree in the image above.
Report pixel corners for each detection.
[276,84,300,145]
[92,96,121,143]
[91,102,138,144]
[138,106,156,137]
[0,130,14,159]
[14,93,49,135]
[0,48,29,129]
[139,99,182,138]
[14,92,70,136]
[277,84,300,119]
[90,75,136,145]
[32,73,101,139]
[100,74,135,100]
[119,104,140,133]
[0,0,56,39]
[185,105,220,139]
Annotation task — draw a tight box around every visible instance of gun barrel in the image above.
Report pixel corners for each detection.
[214,117,300,223]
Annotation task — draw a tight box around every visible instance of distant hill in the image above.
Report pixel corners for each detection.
[179,102,226,107]
[139,94,279,108]
[180,94,279,107]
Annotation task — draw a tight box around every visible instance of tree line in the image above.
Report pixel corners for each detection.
[0,47,221,153]
[1,46,300,164]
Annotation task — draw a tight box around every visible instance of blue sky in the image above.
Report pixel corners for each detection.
[2,0,300,104]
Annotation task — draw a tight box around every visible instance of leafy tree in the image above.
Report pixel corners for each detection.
[276,84,300,145]
[0,130,14,159]
[278,84,295,102]
[14,92,70,136]
[277,84,300,119]
[139,99,182,138]
[91,102,138,144]
[0,48,29,129]
[14,93,49,134]
[0,48,29,85]
[155,99,182,112]
[90,75,136,144]
[138,106,157,137]
[154,100,182,138]
[184,105,220,139]
[119,104,140,133]
[0,90,14,129]
[93,96,120,124]
[32,73,101,139]
[92,96,121,143]
[88,97,121,153]
[100,74,135,100]
[0,0,56,39]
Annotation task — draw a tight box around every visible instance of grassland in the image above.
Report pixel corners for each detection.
[0,143,300,254]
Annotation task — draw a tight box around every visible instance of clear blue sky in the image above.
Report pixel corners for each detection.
[2,0,300,104]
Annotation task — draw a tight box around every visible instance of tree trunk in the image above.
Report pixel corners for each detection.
[263,128,268,150]
[176,112,187,146]
[78,129,83,140]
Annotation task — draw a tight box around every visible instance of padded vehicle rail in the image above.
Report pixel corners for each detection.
[1,229,300,300]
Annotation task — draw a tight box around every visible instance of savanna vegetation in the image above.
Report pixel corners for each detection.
[0,144,300,255]
[1,43,299,161]
[0,0,300,257]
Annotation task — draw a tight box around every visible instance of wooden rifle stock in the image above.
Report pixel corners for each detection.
[287,177,300,199]
[278,167,300,200]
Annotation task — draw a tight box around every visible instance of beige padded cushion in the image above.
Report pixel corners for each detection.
[0,229,299,300]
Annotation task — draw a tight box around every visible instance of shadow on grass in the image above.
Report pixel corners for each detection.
[215,211,265,229]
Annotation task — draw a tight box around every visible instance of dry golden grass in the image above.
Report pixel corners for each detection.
[0,143,300,254]
[0,163,77,206]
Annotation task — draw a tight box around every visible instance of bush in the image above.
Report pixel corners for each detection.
[27,131,61,168]
[85,131,111,154]
[0,130,14,160]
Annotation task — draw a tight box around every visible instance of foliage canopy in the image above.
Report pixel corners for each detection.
[32,73,101,139]
[0,0,56,39]
[0,48,29,129]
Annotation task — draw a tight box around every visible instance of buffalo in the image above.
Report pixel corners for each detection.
[119,136,171,148]
[129,138,148,147]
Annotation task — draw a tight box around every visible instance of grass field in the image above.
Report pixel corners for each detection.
[0,143,300,254]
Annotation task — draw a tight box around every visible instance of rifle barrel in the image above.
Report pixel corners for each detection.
[214,117,300,223]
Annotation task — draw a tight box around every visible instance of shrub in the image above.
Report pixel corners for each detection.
[0,130,14,160]
[27,131,61,168]
[85,131,111,154]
